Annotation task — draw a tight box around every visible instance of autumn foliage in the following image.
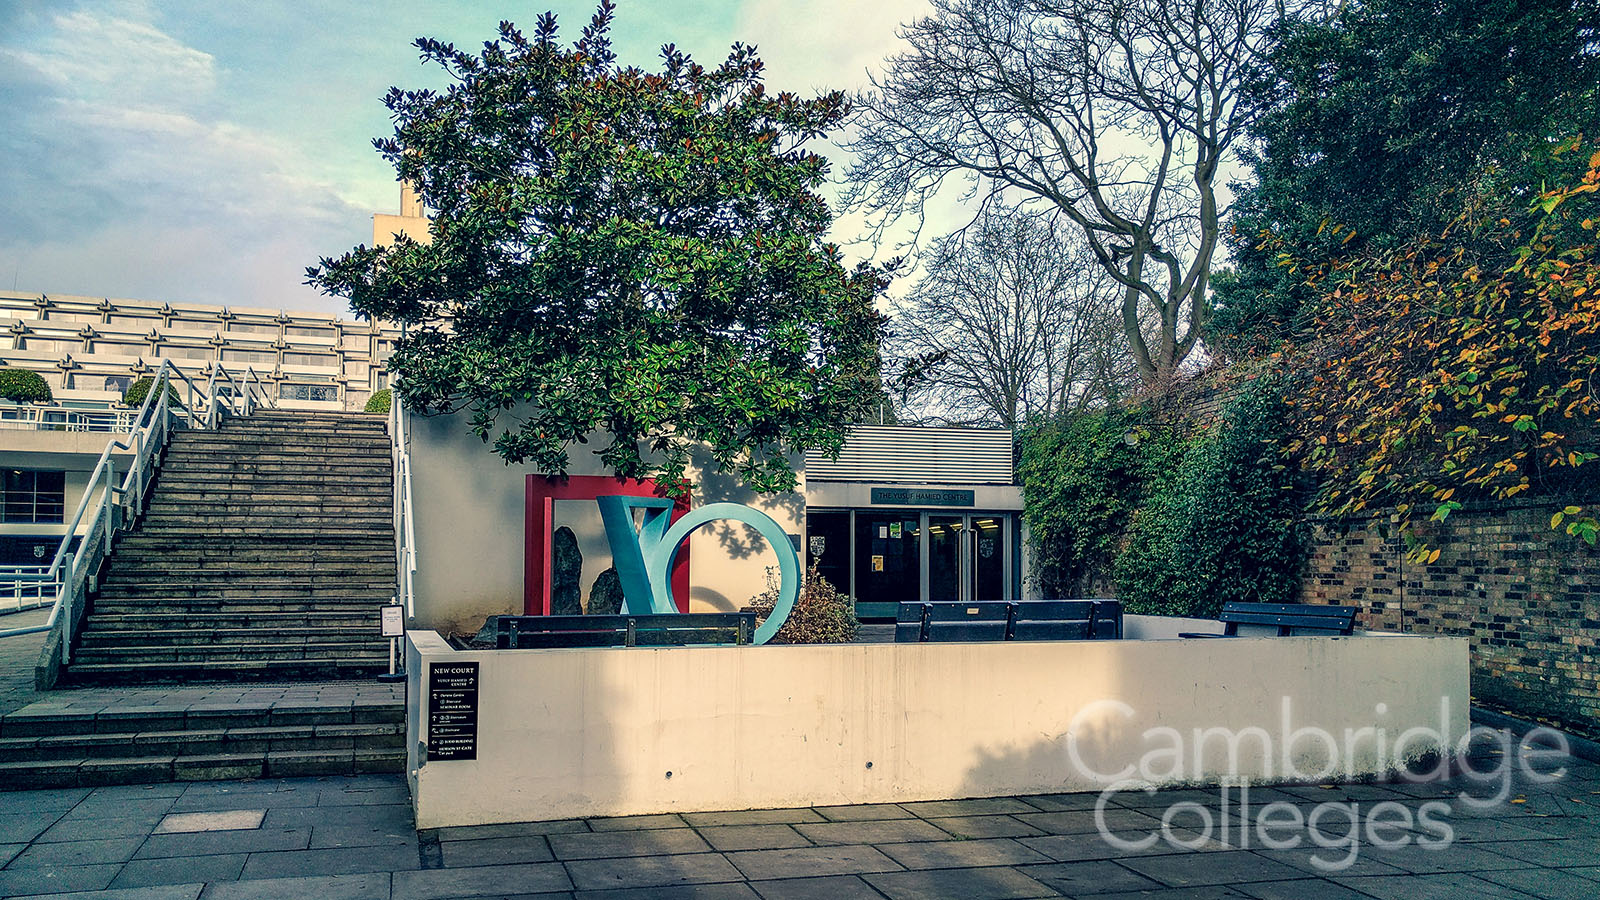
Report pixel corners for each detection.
[1280,141,1600,554]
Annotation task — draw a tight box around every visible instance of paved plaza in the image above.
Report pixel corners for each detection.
[0,743,1596,900]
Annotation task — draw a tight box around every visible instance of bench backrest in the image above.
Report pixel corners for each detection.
[1010,600,1095,641]
[1217,602,1358,636]
[926,601,1012,642]
[892,599,1124,643]
[495,612,758,648]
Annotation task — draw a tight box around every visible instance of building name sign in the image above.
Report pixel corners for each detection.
[427,662,479,761]
[870,488,976,507]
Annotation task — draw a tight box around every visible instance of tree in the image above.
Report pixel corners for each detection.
[847,0,1276,387]
[1281,142,1600,552]
[892,207,1133,426]
[1211,0,1600,353]
[308,2,891,494]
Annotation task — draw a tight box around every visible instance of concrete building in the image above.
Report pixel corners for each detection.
[399,405,1027,634]
[0,290,401,414]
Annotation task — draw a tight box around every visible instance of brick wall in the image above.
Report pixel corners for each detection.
[1302,500,1600,737]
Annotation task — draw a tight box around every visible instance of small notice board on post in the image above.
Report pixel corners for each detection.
[380,605,404,637]
[427,662,479,761]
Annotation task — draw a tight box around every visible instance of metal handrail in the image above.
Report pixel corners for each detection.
[391,385,417,617]
[0,362,274,650]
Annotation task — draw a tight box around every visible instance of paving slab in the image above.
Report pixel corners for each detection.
[574,884,755,900]
[1119,850,1315,887]
[390,862,572,900]
[681,809,826,827]
[548,828,711,861]
[746,874,887,900]
[235,844,421,880]
[924,815,1044,839]
[863,865,1058,900]
[696,824,813,852]
[7,837,147,869]
[197,872,392,900]
[108,853,248,889]
[1234,879,1378,900]
[0,862,122,897]
[877,837,1053,869]
[9,886,204,900]
[438,835,554,867]
[1334,871,1541,899]
[724,845,903,881]
[1017,858,1164,894]
[564,852,746,892]
[792,818,949,846]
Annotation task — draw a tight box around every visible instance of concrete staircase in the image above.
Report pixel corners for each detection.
[64,410,397,684]
[0,696,404,788]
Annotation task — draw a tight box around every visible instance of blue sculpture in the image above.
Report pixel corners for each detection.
[596,496,801,644]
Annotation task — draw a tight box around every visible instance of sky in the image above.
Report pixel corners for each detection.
[0,0,932,316]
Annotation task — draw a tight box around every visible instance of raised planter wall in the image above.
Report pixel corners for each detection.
[404,631,1469,828]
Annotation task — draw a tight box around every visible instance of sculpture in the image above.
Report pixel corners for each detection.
[596,496,800,644]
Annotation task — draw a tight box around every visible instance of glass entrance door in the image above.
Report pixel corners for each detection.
[927,516,965,601]
[924,513,1009,604]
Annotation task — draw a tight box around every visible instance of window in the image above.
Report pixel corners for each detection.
[46,311,98,324]
[90,341,143,356]
[108,315,158,327]
[227,322,278,335]
[104,376,132,393]
[157,345,214,361]
[22,338,73,353]
[279,382,337,402]
[285,325,333,338]
[3,470,66,524]
[281,352,335,367]
[221,349,277,366]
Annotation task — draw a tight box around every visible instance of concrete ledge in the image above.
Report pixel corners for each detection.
[405,632,1470,828]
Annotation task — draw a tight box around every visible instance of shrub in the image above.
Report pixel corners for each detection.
[1017,407,1188,598]
[122,376,182,409]
[0,368,52,403]
[364,388,392,415]
[748,564,857,644]
[1114,375,1309,619]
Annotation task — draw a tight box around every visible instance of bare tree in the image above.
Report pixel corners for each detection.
[847,0,1276,387]
[892,207,1136,426]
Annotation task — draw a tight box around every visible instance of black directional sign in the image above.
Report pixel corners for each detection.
[427,662,479,761]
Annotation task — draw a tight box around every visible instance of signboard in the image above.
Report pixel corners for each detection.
[427,662,480,761]
[870,488,976,507]
[380,605,405,638]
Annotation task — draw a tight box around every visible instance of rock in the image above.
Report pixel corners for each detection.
[551,526,584,616]
[589,567,624,615]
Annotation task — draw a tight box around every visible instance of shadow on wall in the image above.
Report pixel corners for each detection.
[691,444,805,562]
[955,659,1132,803]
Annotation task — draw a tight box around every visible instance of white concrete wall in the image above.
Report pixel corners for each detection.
[404,406,804,635]
[404,631,1470,827]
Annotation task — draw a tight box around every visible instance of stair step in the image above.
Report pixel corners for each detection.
[87,610,382,625]
[0,723,403,764]
[61,657,389,685]
[0,748,404,788]
[78,627,384,645]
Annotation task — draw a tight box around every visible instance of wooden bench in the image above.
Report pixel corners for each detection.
[494,612,758,648]
[893,600,1123,643]
[1178,602,1358,638]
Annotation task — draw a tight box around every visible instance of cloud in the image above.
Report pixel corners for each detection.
[4,9,217,104]
[732,0,930,92]
[0,6,368,314]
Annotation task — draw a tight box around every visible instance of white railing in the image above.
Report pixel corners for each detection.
[0,405,137,433]
[0,362,275,663]
[391,388,417,617]
[0,565,56,615]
